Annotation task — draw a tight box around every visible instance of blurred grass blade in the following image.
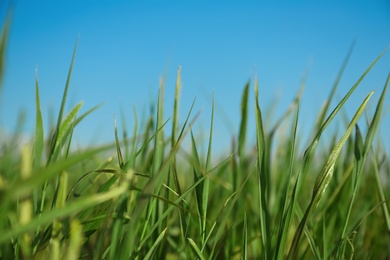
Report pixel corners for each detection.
[0,182,127,244]
[0,12,11,92]
[65,219,83,260]
[1,144,114,203]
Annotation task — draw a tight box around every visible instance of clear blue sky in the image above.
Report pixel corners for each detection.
[1,1,390,154]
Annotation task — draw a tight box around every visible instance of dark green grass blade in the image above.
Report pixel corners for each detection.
[362,73,389,157]
[371,147,390,232]
[288,91,373,259]
[209,162,257,259]
[144,228,168,260]
[254,76,270,257]
[119,104,198,258]
[33,72,44,169]
[114,114,124,168]
[0,11,11,92]
[243,212,248,260]
[274,96,300,259]
[238,81,250,158]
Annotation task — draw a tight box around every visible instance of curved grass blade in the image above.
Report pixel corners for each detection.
[288,91,374,259]
[338,72,389,256]
[313,41,355,134]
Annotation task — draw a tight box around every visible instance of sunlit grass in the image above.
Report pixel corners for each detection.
[1,20,390,259]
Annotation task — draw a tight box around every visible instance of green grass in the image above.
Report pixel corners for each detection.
[1,21,390,259]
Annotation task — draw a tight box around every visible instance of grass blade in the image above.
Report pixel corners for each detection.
[288,91,373,259]
[188,237,207,260]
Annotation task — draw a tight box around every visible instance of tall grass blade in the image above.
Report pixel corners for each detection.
[254,75,270,258]
[338,72,389,257]
[288,91,373,259]
[0,11,10,92]
[48,39,79,164]
[274,93,300,259]
[238,81,250,158]
[33,72,44,169]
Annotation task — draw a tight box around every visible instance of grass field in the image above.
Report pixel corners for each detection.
[1,19,390,259]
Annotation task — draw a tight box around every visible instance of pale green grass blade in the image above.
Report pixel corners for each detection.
[18,145,33,258]
[64,219,83,260]
[51,101,83,161]
[144,228,168,260]
[50,171,68,258]
[188,237,207,260]
[288,91,373,259]
[0,181,127,244]
[0,144,114,203]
